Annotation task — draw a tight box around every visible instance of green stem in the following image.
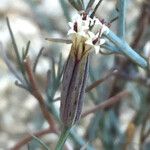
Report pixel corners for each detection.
[105,30,148,69]
[90,0,103,18]
[55,127,71,150]
[117,0,126,39]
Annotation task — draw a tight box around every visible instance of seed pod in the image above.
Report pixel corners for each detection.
[60,41,90,127]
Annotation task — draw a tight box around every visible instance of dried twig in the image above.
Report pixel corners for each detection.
[11,128,54,150]
[23,57,57,131]
[115,71,150,88]
[131,0,150,49]
[85,70,118,92]
[52,70,118,102]
[82,90,130,118]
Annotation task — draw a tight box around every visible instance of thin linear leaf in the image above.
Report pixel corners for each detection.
[76,0,84,10]
[86,0,95,11]
[0,43,26,84]
[27,143,31,150]
[68,0,80,10]
[45,37,72,44]
[79,0,85,10]
[33,47,44,73]
[90,0,103,18]
[31,135,50,150]
[55,127,71,149]
[51,57,56,82]
[59,0,71,22]
[110,16,119,23]
[57,53,63,77]
[6,17,24,74]
[15,80,29,91]
[23,41,31,60]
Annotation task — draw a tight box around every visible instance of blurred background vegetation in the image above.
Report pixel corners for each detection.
[0,0,150,150]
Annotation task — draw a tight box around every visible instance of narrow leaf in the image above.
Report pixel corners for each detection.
[23,41,31,59]
[31,135,50,150]
[86,0,95,11]
[68,0,81,10]
[6,17,24,73]
[33,47,44,73]
[90,0,103,18]
[59,0,71,22]
[58,53,63,77]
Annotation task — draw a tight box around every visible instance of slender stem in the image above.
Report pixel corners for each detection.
[85,70,118,92]
[6,18,29,85]
[90,0,103,18]
[23,41,30,59]
[24,57,57,131]
[11,128,54,150]
[104,30,148,69]
[45,38,72,44]
[15,80,29,91]
[104,0,148,69]
[6,18,21,67]
[70,129,95,150]
[131,0,150,49]
[110,16,119,23]
[6,17,26,76]
[117,0,126,39]
[46,97,95,150]
[86,0,95,11]
[101,43,119,53]
[52,70,118,102]
[68,0,80,11]
[81,90,130,118]
[55,127,71,150]
[0,44,25,84]
[33,47,44,73]
[59,0,71,22]
[31,135,50,150]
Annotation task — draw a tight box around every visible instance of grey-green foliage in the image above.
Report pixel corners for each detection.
[2,0,150,150]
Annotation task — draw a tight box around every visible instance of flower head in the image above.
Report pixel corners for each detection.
[68,12,109,54]
[60,12,109,128]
